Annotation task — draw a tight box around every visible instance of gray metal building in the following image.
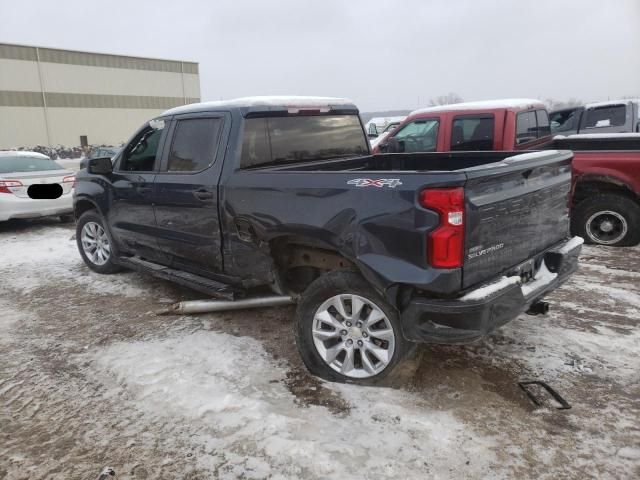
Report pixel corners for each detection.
[0,43,200,149]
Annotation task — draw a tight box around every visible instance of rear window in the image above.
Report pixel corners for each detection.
[240,115,368,169]
[516,111,538,145]
[451,115,494,151]
[516,109,549,145]
[0,155,63,174]
[584,105,626,128]
[536,110,551,136]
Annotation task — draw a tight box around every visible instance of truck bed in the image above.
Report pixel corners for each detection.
[267,150,557,172]
[224,149,574,292]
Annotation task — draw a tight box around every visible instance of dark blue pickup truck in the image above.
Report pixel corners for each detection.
[74,96,582,384]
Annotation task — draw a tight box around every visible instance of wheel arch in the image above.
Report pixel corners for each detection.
[74,197,102,220]
[573,174,639,206]
[269,235,359,294]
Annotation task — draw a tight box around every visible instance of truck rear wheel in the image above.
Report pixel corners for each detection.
[572,194,640,246]
[295,270,410,384]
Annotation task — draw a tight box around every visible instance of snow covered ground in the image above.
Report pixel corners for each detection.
[1,218,639,479]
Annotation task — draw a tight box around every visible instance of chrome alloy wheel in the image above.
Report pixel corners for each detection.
[81,221,111,266]
[585,210,628,245]
[312,294,396,379]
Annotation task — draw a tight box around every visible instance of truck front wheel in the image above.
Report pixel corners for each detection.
[76,210,123,274]
[295,270,410,384]
[571,194,640,246]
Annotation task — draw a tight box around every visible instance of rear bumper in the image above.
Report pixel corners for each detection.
[400,236,582,343]
[0,193,73,221]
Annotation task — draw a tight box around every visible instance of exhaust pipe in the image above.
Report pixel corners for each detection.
[156,295,295,315]
[526,300,550,316]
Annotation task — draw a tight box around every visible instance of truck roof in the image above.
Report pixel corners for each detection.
[410,98,544,116]
[163,96,357,116]
[584,99,640,110]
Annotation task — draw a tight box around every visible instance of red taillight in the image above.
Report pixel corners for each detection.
[0,179,23,194]
[63,175,76,189]
[420,187,465,268]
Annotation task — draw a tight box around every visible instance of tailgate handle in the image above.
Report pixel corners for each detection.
[522,169,533,179]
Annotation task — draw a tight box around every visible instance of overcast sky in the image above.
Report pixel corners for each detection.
[1,0,638,112]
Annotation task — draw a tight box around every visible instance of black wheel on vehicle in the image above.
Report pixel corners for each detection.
[76,210,123,274]
[571,194,640,246]
[295,270,411,384]
[59,214,74,223]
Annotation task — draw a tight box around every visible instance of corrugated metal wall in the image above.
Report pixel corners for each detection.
[0,43,201,148]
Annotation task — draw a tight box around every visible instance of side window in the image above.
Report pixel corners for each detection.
[166,118,223,172]
[393,119,439,152]
[451,115,494,151]
[240,118,269,169]
[536,110,551,137]
[119,124,164,172]
[550,110,577,133]
[516,111,538,145]
[584,105,626,128]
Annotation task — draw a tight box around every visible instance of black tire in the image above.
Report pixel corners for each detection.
[571,194,640,246]
[59,214,74,223]
[76,210,123,274]
[295,270,411,384]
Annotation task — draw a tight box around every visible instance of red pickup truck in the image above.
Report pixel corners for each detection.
[374,99,640,246]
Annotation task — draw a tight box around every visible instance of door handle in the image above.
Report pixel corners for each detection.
[194,189,214,200]
[136,186,152,194]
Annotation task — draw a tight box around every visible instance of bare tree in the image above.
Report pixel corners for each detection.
[429,92,464,106]
[544,97,583,110]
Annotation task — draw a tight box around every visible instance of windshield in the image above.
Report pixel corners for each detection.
[240,114,368,169]
[0,155,63,174]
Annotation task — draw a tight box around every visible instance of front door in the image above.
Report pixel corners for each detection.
[108,121,167,258]
[152,113,229,274]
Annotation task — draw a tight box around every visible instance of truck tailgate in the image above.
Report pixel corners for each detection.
[463,150,573,289]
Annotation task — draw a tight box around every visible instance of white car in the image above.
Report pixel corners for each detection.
[0,151,75,222]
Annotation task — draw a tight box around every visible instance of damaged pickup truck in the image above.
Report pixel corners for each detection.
[73,96,582,384]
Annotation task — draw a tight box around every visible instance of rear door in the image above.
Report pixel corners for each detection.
[152,112,230,274]
[462,150,573,288]
[108,121,167,256]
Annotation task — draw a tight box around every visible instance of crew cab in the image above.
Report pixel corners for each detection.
[374,99,640,246]
[74,96,582,384]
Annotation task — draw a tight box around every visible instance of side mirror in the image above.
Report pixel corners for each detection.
[385,137,404,153]
[88,157,113,175]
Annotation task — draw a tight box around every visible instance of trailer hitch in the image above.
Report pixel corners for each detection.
[518,381,571,410]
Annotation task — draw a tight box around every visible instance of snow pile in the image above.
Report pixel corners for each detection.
[91,331,498,478]
[165,96,355,116]
[557,236,584,254]
[0,226,147,297]
[564,133,640,139]
[411,98,543,116]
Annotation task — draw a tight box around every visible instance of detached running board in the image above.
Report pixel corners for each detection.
[115,256,238,300]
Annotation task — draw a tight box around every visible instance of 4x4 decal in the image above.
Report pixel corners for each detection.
[347,178,403,188]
